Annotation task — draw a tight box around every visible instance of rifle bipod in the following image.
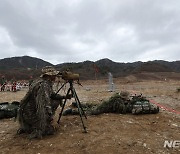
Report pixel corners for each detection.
[57,80,87,133]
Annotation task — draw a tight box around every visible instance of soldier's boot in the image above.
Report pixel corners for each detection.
[17,128,26,134]
[63,108,73,116]
[45,125,55,135]
[28,129,43,139]
[90,109,102,115]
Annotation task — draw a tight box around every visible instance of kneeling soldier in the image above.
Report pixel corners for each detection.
[17,66,71,139]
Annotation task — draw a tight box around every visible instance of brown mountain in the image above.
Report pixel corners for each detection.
[0,56,52,70]
[0,56,179,80]
[56,58,180,80]
[0,56,52,80]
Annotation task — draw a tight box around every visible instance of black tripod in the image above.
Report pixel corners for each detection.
[57,80,87,133]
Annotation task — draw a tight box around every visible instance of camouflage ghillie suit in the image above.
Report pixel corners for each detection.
[91,92,131,115]
[63,92,130,116]
[63,92,159,116]
[18,78,62,139]
[91,92,159,115]
[63,102,97,116]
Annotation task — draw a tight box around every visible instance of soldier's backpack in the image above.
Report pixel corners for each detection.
[0,101,20,119]
[131,101,159,114]
[130,95,159,114]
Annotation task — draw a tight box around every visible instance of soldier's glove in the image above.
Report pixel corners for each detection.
[50,93,64,100]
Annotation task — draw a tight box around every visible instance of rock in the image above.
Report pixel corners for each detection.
[127,120,133,124]
[143,143,147,147]
[171,123,178,127]
[85,87,91,91]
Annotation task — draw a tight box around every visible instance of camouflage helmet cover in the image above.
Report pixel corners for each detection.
[40,66,59,77]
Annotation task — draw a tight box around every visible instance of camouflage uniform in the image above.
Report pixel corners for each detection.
[63,102,97,116]
[18,66,63,139]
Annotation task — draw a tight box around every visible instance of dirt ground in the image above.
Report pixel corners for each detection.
[0,78,180,154]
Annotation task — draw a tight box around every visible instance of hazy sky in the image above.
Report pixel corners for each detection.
[0,0,179,64]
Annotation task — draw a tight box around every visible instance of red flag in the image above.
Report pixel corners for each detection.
[93,64,99,73]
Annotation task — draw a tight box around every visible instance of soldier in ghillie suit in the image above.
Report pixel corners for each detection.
[63,91,159,116]
[17,66,71,139]
[0,76,6,91]
[93,92,159,115]
[63,91,131,116]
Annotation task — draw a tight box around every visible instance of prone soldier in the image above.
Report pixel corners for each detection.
[63,91,159,116]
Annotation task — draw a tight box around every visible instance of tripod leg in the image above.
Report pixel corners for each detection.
[57,88,71,124]
[55,82,67,95]
[73,89,87,119]
[72,88,87,133]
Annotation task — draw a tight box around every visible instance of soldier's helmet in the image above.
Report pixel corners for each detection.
[40,66,59,77]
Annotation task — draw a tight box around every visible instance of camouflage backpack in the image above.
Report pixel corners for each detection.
[130,95,159,114]
[131,101,159,114]
[0,101,20,119]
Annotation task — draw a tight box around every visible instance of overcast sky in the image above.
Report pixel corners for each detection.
[0,0,179,64]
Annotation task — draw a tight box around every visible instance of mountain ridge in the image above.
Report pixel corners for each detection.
[0,56,179,80]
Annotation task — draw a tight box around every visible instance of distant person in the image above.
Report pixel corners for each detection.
[0,83,6,91]
[17,66,72,139]
[12,81,17,92]
[0,76,6,91]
